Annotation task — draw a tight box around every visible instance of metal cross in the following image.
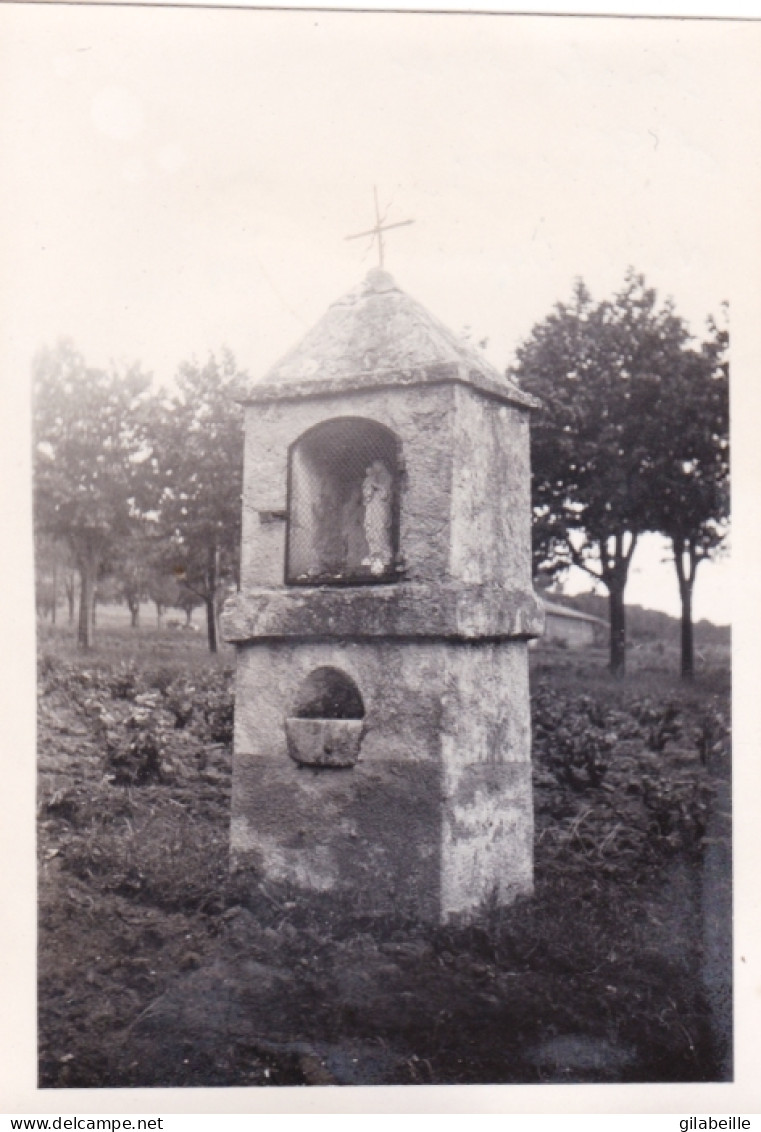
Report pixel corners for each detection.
[345,186,414,269]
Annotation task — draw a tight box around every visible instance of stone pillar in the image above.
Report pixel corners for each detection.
[222,269,543,921]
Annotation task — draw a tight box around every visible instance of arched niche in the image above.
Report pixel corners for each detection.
[286,666,366,768]
[286,417,401,585]
[291,666,365,720]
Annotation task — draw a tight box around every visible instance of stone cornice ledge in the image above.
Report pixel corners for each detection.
[221,582,545,644]
[241,362,540,412]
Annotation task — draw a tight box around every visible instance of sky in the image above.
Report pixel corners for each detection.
[2,4,758,624]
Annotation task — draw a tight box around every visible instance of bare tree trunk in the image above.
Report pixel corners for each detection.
[205,596,218,652]
[674,538,698,681]
[205,543,219,653]
[66,575,76,624]
[608,582,627,678]
[155,601,164,629]
[680,582,694,680]
[51,556,57,625]
[128,597,140,628]
[598,532,636,679]
[77,558,97,650]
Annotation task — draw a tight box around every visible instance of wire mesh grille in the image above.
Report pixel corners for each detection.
[287,418,400,585]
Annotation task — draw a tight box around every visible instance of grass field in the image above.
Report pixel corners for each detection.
[37,617,731,1087]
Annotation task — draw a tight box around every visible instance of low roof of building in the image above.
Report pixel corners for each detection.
[543,599,609,626]
[243,268,539,410]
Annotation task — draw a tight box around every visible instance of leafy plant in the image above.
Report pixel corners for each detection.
[694,704,730,767]
[532,685,617,791]
[630,698,683,751]
[98,693,175,785]
[532,682,716,880]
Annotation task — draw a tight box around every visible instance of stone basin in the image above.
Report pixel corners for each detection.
[285,717,365,768]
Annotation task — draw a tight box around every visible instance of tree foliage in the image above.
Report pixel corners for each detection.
[511,270,705,676]
[105,525,172,629]
[150,350,246,652]
[33,342,246,652]
[33,341,153,648]
[643,308,729,677]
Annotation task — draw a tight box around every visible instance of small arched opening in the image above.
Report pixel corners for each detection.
[292,666,365,719]
[286,666,366,768]
[286,417,401,585]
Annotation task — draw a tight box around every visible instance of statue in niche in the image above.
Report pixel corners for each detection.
[342,484,366,570]
[361,459,393,575]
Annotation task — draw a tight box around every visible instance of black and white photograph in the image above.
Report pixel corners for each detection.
[2,0,758,1113]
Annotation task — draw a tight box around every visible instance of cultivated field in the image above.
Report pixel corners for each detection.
[37,620,731,1087]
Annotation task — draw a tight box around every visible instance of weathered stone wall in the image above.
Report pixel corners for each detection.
[439,643,533,915]
[231,639,533,920]
[234,641,445,764]
[222,581,544,643]
[450,385,533,588]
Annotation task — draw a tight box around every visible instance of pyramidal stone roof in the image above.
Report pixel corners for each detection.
[244,268,539,409]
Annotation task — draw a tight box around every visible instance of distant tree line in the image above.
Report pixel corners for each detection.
[33,342,246,653]
[33,269,728,677]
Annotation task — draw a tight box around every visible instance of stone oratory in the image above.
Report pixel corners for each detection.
[222,268,544,921]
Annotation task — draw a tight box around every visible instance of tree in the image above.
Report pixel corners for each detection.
[105,525,166,628]
[33,341,153,649]
[511,271,696,676]
[147,571,181,629]
[34,533,78,624]
[645,310,729,678]
[151,350,246,652]
[175,582,203,627]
